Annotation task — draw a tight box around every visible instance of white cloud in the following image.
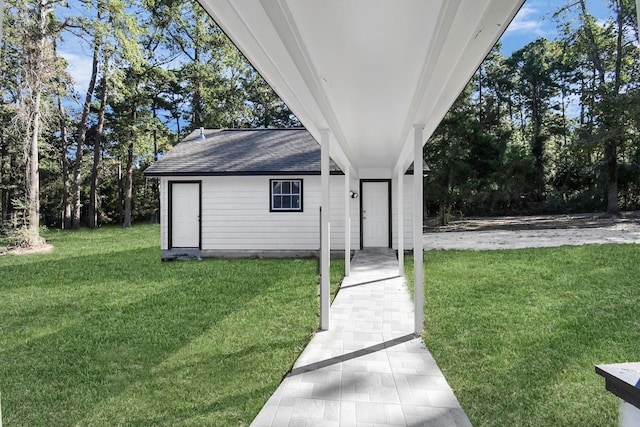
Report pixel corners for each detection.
[504,5,547,37]
[59,49,94,98]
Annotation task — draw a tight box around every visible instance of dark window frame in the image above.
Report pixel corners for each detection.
[270,179,303,212]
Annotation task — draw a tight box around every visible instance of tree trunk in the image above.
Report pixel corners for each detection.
[57,92,71,229]
[118,160,124,224]
[531,96,545,200]
[26,90,41,244]
[71,28,100,229]
[0,130,8,224]
[22,0,54,245]
[192,46,203,128]
[605,0,625,216]
[123,101,137,228]
[605,136,619,215]
[88,70,109,228]
[123,141,134,228]
[151,104,160,224]
[578,0,606,85]
[579,0,620,215]
[439,202,451,227]
[1,139,19,226]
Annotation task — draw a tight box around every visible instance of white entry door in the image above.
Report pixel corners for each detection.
[362,181,390,247]
[171,182,200,248]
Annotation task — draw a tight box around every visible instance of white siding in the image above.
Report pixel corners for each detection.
[160,175,359,252]
[159,174,416,253]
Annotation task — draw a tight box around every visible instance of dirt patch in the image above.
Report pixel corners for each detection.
[4,243,54,256]
[425,211,640,232]
[422,211,640,250]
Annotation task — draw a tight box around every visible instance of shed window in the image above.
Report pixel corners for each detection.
[270,179,302,212]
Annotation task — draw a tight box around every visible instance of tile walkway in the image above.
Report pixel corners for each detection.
[251,248,472,427]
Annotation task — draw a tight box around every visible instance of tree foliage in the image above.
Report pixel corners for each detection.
[425,0,640,223]
[0,0,298,240]
[0,0,638,239]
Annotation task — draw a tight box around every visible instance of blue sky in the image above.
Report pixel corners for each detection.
[59,0,614,107]
[500,0,611,55]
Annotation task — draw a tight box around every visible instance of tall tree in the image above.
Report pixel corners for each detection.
[68,5,101,229]
[572,0,634,215]
[244,69,299,128]
[13,0,64,244]
[52,40,73,229]
[0,2,22,227]
[160,0,225,130]
[87,63,109,228]
[509,39,561,201]
[67,0,144,228]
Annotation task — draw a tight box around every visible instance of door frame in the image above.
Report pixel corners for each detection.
[359,179,392,249]
[168,180,202,249]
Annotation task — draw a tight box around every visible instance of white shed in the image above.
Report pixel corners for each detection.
[145,128,423,260]
[146,1,524,332]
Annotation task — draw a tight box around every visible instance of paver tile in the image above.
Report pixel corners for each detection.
[250,249,471,427]
[291,398,326,419]
[370,386,401,404]
[385,403,407,425]
[356,402,389,424]
[272,406,293,425]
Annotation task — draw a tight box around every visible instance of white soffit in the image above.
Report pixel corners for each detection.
[199,0,525,175]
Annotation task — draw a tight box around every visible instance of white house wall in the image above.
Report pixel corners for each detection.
[160,175,360,253]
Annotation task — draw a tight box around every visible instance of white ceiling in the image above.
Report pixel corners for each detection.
[198,0,525,177]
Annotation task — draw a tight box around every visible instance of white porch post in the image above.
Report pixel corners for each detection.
[413,125,424,335]
[344,168,351,277]
[320,129,331,331]
[397,167,404,276]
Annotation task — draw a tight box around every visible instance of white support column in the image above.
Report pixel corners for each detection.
[397,167,404,276]
[320,129,331,331]
[413,125,424,335]
[344,168,351,277]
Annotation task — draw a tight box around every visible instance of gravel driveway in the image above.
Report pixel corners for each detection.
[423,223,640,250]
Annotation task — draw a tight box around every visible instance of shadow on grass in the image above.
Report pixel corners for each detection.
[1,245,320,426]
[421,246,639,427]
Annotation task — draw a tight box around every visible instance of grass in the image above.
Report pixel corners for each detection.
[0,225,344,426]
[406,245,640,426]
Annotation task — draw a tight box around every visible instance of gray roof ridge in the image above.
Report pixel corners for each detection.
[216,127,306,131]
[145,126,340,177]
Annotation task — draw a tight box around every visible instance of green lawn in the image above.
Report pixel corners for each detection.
[0,225,344,426]
[406,245,640,426]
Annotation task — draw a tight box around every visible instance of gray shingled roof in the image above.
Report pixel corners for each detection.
[144,128,343,176]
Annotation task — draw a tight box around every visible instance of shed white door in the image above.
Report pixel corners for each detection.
[362,181,390,247]
[171,182,200,248]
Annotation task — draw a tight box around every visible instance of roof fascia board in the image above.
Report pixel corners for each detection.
[200,0,357,171]
[259,0,357,168]
[326,131,354,177]
[417,0,527,125]
[144,171,345,177]
[200,1,324,142]
[392,0,461,174]
[395,0,526,174]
